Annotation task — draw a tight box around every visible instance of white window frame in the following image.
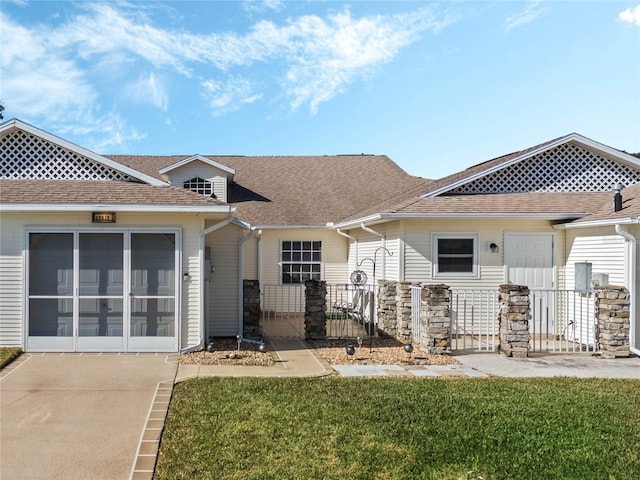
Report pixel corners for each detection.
[280,240,322,285]
[432,233,479,278]
[184,177,215,197]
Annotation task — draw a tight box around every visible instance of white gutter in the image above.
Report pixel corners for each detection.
[0,204,235,214]
[615,224,639,355]
[257,229,263,292]
[337,227,358,275]
[336,228,356,241]
[335,212,589,230]
[238,229,255,336]
[360,222,385,239]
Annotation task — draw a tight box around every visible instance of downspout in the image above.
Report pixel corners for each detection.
[238,229,255,336]
[360,222,387,279]
[337,228,357,272]
[181,214,234,354]
[257,229,263,291]
[615,223,638,355]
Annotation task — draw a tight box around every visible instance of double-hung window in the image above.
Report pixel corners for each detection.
[432,233,478,277]
[281,241,322,284]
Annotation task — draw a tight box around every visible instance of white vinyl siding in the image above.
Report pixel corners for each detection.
[166,162,228,202]
[206,224,241,336]
[258,230,348,286]
[564,229,626,289]
[0,211,207,351]
[0,214,24,347]
[402,219,556,289]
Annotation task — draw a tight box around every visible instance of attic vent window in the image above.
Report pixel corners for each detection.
[184,177,215,197]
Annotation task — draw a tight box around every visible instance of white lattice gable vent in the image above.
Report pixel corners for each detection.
[1,128,139,182]
[449,143,640,194]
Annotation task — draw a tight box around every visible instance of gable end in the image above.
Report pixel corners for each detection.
[449,143,640,194]
[1,129,140,182]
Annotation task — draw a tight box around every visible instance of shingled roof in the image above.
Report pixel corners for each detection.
[0,179,231,212]
[108,154,430,226]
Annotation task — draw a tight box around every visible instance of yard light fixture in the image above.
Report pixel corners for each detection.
[258,342,268,353]
[357,336,363,349]
[346,343,356,358]
[236,335,242,352]
[404,343,414,359]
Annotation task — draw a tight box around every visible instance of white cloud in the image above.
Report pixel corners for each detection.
[504,1,548,33]
[243,0,284,13]
[1,3,454,144]
[201,78,262,116]
[619,5,640,26]
[125,73,169,111]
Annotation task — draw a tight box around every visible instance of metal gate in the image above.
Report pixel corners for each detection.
[450,289,499,352]
[260,284,375,339]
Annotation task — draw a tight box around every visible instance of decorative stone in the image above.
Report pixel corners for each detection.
[498,284,530,358]
[595,286,630,358]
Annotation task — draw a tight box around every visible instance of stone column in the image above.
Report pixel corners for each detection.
[498,284,530,358]
[242,280,262,339]
[304,280,327,340]
[377,280,397,338]
[419,284,451,355]
[396,282,416,341]
[595,286,630,359]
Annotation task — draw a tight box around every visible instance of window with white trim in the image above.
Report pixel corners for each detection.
[184,177,215,197]
[281,241,322,284]
[432,234,478,277]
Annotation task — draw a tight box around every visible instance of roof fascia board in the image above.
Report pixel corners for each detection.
[0,203,235,214]
[554,217,640,229]
[422,133,640,198]
[250,225,334,230]
[336,212,588,229]
[159,155,236,175]
[1,119,168,186]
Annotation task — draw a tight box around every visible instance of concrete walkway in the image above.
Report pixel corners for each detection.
[455,352,640,379]
[0,353,177,480]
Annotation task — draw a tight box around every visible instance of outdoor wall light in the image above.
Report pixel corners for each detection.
[489,242,499,253]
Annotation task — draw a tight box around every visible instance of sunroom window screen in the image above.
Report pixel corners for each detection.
[438,238,474,273]
[281,241,321,284]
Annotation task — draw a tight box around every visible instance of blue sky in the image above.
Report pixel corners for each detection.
[1,1,639,179]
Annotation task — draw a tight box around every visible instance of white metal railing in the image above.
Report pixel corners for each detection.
[529,289,597,353]
[410,285,422,344]
[450,289,499,351]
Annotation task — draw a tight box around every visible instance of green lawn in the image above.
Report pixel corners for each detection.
[0,347,22,369]
[155,377,640,480]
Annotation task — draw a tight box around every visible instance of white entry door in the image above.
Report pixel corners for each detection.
[504,233,554,335]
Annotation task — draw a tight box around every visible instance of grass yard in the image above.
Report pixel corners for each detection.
[155,377,640,480]
[0,347,22,369]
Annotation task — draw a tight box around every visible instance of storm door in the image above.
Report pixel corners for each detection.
[76,233,125,351]
[128,233,178,351]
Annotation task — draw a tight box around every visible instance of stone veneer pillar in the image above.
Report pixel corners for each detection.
[498,284,530,358]
[304,280,327,340]
[396,282,416,341]
[595,286,630,359]
[242,280,261,339]
[377,280,397,338]
[419,284,451,355]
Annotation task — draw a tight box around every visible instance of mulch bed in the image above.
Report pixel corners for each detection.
[179,338,276,366]
[307,338,460,365]
[179,337,460,367]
